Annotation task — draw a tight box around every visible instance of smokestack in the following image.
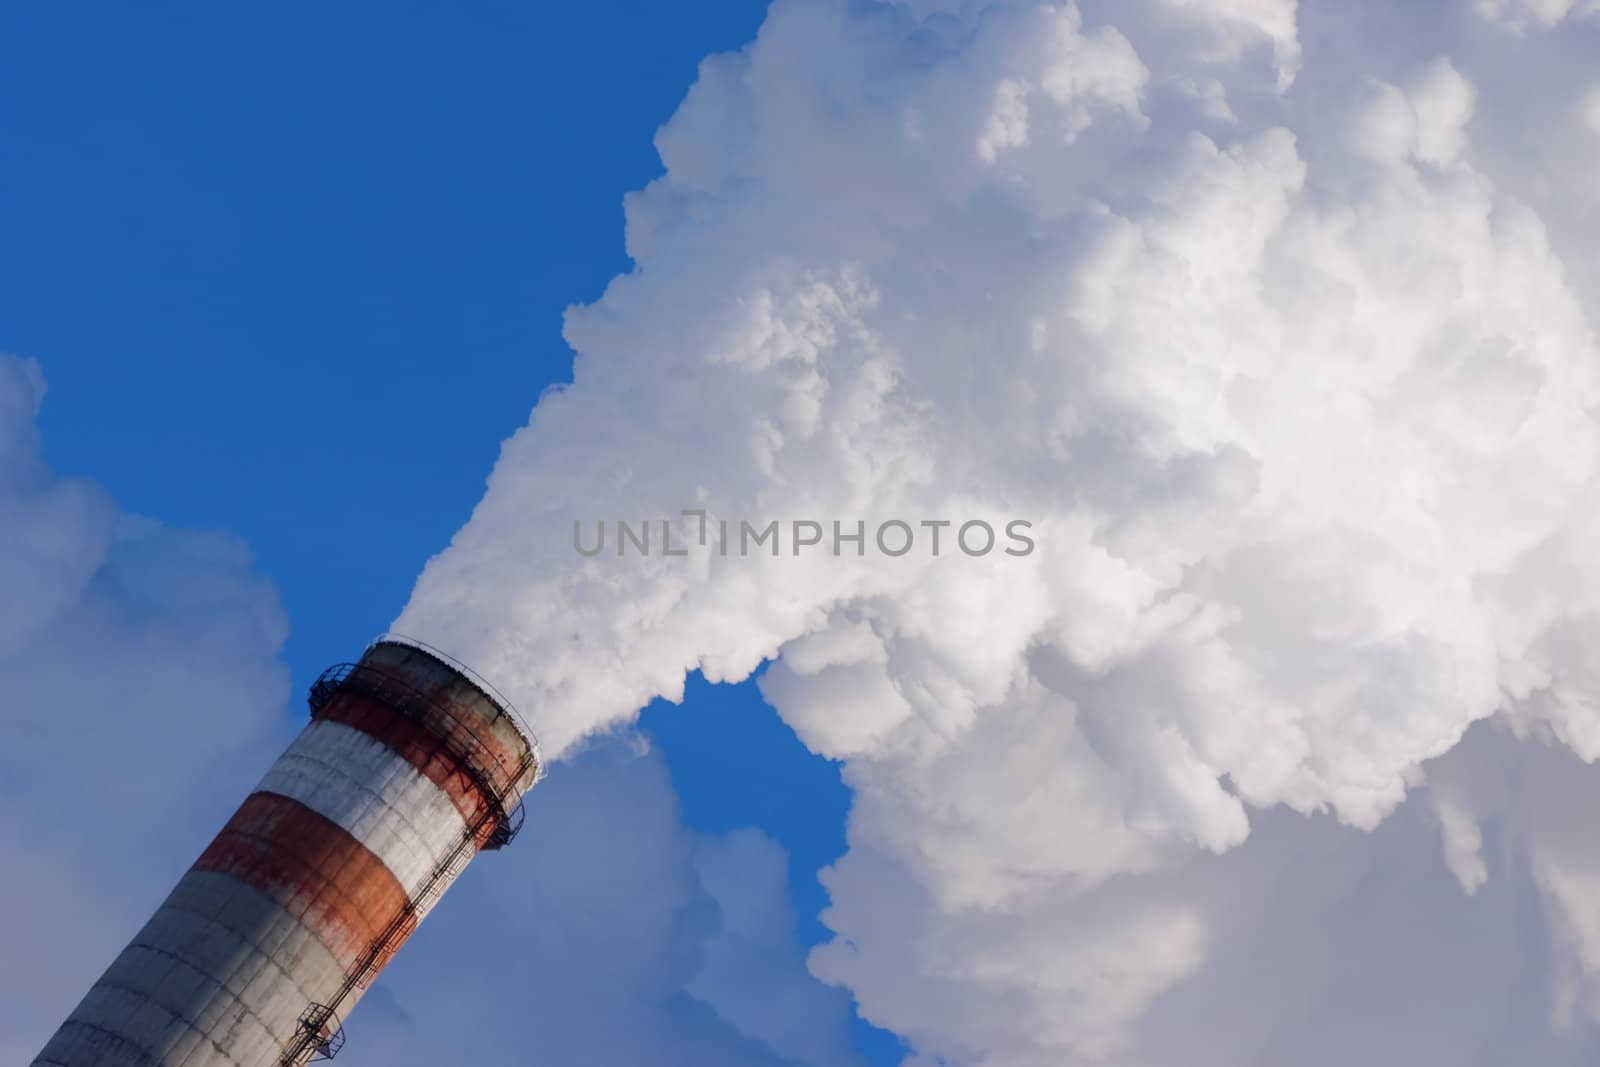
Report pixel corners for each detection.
[33,636,541,1067]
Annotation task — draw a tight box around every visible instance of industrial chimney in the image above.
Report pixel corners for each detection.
[33,636,541,1066]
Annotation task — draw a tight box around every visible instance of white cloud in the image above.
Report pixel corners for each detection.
[1159,0,1302,89]
[338,738,864,1067]
[1473,0,1600,31]
[0,354,294,1062]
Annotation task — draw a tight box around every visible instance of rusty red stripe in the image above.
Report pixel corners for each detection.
[367,658,531,782]
[314,690,505,847]
[192,792,416,972]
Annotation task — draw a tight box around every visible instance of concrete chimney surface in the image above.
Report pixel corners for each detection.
[33,638,539,1067]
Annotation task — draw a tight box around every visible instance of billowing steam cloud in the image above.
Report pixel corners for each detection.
[397,0,1600,1061]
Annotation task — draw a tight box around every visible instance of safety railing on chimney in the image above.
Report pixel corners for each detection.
[279,660,539,1065]
[307,658,531,848]
[376,632,544,776]
[293,1003,345,1062]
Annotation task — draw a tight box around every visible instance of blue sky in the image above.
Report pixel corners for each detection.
[3,2,765,686]
[2,4,899,1063]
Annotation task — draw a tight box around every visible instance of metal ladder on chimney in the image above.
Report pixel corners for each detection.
[278,666,535,1065]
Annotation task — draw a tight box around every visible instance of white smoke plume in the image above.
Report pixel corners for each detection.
[396,0,1600,1061]
[0,353,857,1067]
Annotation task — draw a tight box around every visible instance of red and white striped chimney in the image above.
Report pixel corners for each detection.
[33,637,541,1067]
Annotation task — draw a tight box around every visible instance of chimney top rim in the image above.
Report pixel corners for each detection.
[369,632,544,777]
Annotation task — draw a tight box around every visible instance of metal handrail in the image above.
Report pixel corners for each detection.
[279,663,539,1065]
[278,748,534,1065]
[372,631,545,778]
[295,1004,345,1061]
[308,661,530,847]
